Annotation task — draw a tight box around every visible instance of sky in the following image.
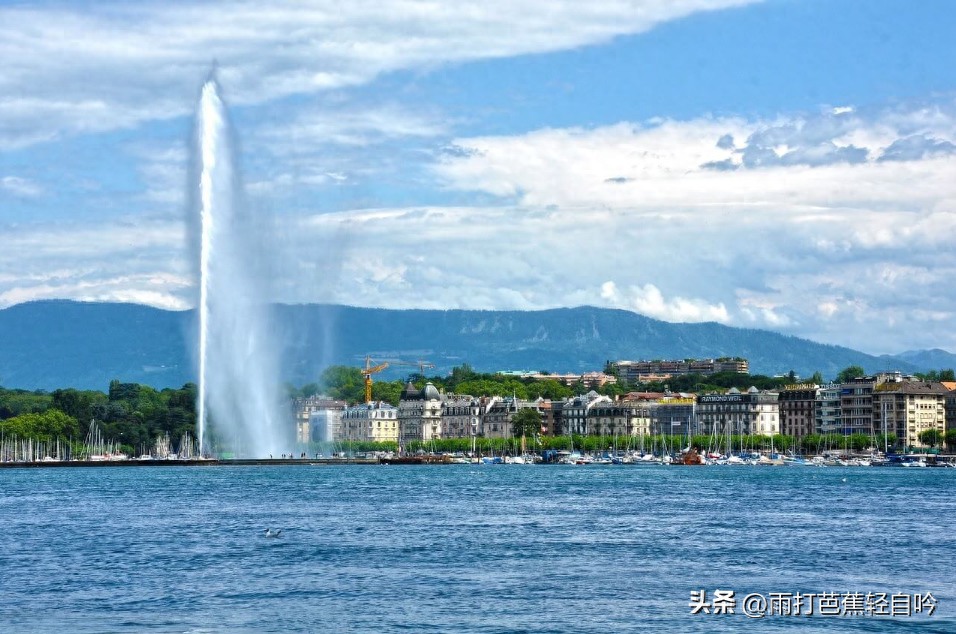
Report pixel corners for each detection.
[1,0,956,355]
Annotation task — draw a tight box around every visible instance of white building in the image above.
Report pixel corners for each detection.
[398,382,443,446]
[697,387,779,436]
[342,401,399,443]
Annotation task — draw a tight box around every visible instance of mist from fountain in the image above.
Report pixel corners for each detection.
[194,79,284,457]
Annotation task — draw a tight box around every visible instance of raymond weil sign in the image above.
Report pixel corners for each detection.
[699,394,742,402]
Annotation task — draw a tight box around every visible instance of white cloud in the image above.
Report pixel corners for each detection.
[600,280,728,323]
[0,215,188,311]
[1,176,43,197]
[258,105,448,151]
[434,104,956,213]
[6,95,956,355]
[0,0,758,148]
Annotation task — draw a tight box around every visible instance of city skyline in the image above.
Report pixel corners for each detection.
[3,0,956,355]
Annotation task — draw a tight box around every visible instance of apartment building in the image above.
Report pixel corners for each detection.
[839,372,911,436]
[872,382,949,449]
[610,358,748,383]
[697,387,779,436]
[341,401,399,443]
[588,401,652,437]
[778,384,818,442]
[815,384,842,434]
[561,392,613,435]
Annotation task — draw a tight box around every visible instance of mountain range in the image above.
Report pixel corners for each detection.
[0,300,950,391]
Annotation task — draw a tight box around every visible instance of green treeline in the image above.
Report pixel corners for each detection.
[328,432,956,455]
[297,363,956,408]
[286,363,587,405]
[289,364,818,406]
[0,380,197,454]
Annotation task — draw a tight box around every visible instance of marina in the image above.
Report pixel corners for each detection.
[2,450,952,468]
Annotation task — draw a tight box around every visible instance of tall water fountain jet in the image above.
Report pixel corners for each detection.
[194,78,284,457]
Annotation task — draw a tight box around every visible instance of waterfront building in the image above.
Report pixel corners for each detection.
[839,372,912,436]
[562,392,613,435]
[441,396,481,439]
[589,401,652,437]
[620,392,696,436]
[646,395,696,437]
[479,396,519,438]
[341,401,399,443]
[947,390,956,432]
[294,396,346,443]
[397,381,443,446]
[609,358,748,383]
[815,384,842,434]
[778,384,818,442]
[540,399,564,436]
[697,387,779,436]
[872,382,949,450]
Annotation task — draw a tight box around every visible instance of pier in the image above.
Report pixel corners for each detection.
[0,457,381,469]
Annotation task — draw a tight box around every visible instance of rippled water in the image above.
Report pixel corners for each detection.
[0,465,953,633]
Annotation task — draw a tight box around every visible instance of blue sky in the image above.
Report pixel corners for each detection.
[2,0,956,354]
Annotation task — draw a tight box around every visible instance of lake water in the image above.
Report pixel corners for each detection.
[0,465,953,633]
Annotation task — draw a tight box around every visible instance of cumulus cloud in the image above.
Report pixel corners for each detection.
[602,281,729,323]
[422,101,956,352]
[434,102,956,213]
[0,0,758,148]
[878,134,956,162]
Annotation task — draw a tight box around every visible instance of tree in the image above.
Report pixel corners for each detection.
[801,433,823,453]
[449,364,476,386]
[371,381,403,406]
[835,366,865,384]
[945,429,956,451]
[874,433,898,450]
[810,371,824,385]
[918,429,943,448]
[319,366,365,403]
[0,409,79,442]
[939,369,955,381]
[525,380,573,400]
[771,434,793,452]
[511,408,542,438]
[849,433,871,452]
[51,388,94,423]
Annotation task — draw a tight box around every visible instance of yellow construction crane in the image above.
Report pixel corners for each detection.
[362,355,390,404]
[361,356,435,403]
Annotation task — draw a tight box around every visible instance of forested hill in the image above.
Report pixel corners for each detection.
[0,300,924,390]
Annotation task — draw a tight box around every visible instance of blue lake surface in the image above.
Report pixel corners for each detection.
[0,465,953,633]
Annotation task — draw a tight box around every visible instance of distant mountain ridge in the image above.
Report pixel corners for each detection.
[0,300,939,391]
[889,348,956,371]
